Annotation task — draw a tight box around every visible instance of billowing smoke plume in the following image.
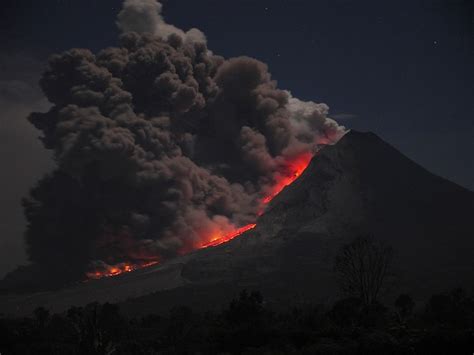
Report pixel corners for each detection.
[117,0,206,43]
[23,0,345,280]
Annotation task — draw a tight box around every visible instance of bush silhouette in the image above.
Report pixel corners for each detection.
[1,288,473,354]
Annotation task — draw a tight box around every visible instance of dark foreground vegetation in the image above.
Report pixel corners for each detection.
[1,289,473,354]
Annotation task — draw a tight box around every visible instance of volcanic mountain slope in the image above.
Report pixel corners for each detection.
[179,130,474,296]
[1,130,473,315]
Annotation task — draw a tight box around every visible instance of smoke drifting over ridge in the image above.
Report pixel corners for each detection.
[23,0,345,280]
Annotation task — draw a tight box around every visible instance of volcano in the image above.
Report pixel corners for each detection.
[1,130,473,315]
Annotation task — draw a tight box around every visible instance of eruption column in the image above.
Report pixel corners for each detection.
[22,0,345,284]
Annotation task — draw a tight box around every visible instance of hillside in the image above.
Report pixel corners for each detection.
[1,131,473,316]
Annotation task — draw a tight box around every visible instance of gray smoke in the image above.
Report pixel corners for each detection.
[117,0,206,43]
[23,0,345,280]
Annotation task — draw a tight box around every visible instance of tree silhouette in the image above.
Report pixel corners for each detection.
[334,235,393,306]
[67,303,121,355]
[395,294,415,322]
[33,307,50,328]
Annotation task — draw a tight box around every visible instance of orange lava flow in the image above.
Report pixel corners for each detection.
[87,152,313,280]
[199,151,313,248]
[200,223,257,248]
[86,261,159,280]
[262,152,313,204]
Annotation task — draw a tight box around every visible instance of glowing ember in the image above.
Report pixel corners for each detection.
[199,152,313,249]
[86,261,159,280]
[87,152,314,280]
[201,223,257,248]
[262,152,313,204]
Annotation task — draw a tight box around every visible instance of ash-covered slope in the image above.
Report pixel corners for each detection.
[2,131,473,315]
[179,130,474,301]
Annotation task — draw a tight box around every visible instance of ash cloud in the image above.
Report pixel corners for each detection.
[22,0,346,280]
[117,0,206,44]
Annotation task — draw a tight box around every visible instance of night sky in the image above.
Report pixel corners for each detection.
[1,0,473,276]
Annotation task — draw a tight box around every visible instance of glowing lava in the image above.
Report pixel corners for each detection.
[197,152,313,249]
[86,261,159,280]
[201,223,257,248]
[87,152,314,280]
[262,152,313,204]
